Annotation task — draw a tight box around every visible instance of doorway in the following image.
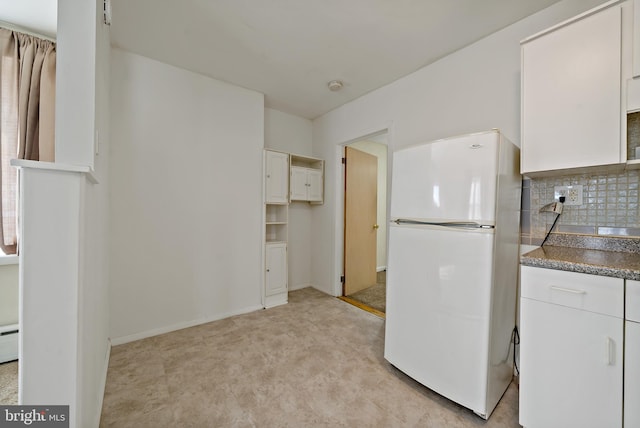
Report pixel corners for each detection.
[341,134,388,316]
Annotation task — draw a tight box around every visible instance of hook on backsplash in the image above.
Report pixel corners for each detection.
[539,201,563,215]
[539,197,565,246]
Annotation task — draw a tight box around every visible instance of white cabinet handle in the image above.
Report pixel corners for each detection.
[549,285,586,295]
[605,337,614,365]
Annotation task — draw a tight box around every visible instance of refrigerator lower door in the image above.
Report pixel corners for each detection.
[384,223,494,416]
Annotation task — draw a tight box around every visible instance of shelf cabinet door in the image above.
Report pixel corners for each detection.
[521,5,622,174]
[290,166,309,201]
[265,151,289,204]
[519,297,623,428]
[307,169,323,202]
[265,242,287,297]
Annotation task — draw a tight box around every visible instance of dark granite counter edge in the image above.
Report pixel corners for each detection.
[520,256,640,281]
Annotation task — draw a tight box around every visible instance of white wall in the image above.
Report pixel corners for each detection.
[265,108,313,154]
[349,140,388,270]
[311,0,606,296]
[109,49,265,342]
[264,108,314,290]
[0,264,19,325]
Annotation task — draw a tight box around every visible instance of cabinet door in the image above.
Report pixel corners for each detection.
[307,169,323,202]
[521,6,622,173]
[626,321,640,428]
[520,298,623,428]
[290,167,309,201]
[265,242,287,296]
[265,151,289,204]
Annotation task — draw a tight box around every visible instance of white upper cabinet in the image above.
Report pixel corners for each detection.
[634,0,640,78]
[265,150,289,204]
[290,154,324,203]
[290,167,323,202]
[521,2,629,175]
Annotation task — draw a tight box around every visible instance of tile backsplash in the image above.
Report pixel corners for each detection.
[521,170,640,245]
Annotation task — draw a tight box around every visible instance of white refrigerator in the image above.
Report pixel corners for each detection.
[384,130,521,419]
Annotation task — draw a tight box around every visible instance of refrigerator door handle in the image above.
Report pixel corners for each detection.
[392,219,495,229]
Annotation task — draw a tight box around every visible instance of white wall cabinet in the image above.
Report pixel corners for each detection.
[290,154,324,203]
[263,150,324,308]
[519,266,624,428]
[521,2,628,175]
[290,167,323,202]
[265,150,290,203]
[634,0,640,78]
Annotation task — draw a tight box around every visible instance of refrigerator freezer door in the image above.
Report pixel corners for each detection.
[384,223,494,415]
[390,132,498,224]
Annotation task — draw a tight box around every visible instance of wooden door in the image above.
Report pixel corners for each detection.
[344,146,377,295]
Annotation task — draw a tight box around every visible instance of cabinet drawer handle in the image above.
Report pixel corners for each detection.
[605,337,614,366]
[549,285,586,295]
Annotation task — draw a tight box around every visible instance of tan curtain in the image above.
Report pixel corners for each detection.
[0,28,56,255]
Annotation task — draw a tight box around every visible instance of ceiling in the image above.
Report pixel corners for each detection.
[0,0,566,119]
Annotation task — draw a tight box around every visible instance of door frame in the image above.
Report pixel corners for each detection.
[333,125,393,297]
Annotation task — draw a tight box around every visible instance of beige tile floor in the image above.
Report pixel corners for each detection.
[101,288,520,427]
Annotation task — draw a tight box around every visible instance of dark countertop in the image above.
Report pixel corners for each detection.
[521,245,640,281]
[520,233,640,281]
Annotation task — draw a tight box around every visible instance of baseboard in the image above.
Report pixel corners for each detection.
[110,304,264,346]
[288,282,313,291]
[95,339,111,427]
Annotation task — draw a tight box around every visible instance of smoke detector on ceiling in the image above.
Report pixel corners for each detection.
[327,80,344,92]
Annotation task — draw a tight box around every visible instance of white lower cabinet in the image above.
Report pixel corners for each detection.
[519,266,623,428]
[265,242,287,306]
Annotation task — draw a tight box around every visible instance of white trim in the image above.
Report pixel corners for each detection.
[520,0,623,44]
[109,304,264,346]
[0,255,18,265]
[289,282,313,291]
[376,266,387,272]
[11,159,99,184]
[95,339,111,428]
[334,123,394,297]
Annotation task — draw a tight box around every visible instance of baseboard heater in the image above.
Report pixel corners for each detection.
[0,324,18,363]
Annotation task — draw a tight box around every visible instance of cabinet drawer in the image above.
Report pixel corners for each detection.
[521,266,623,318]
[627,280,640,322]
